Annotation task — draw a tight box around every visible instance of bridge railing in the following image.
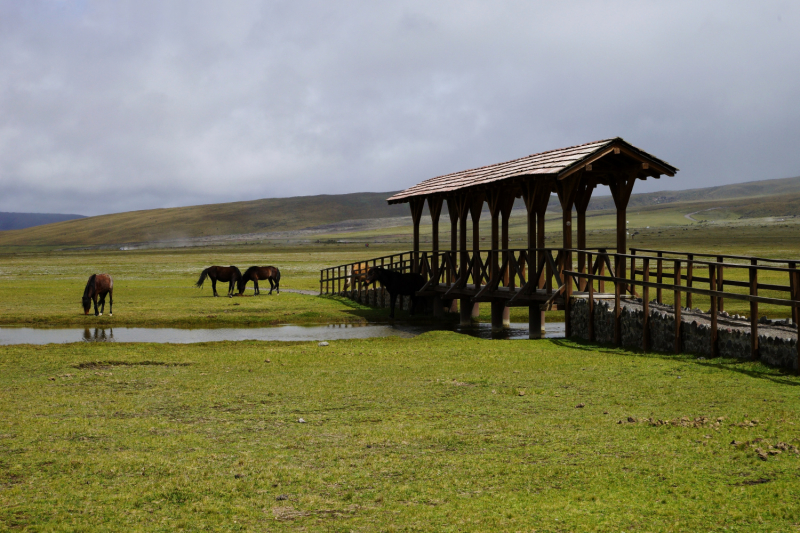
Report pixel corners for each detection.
[563,249,800,364]
[319,247,614,300]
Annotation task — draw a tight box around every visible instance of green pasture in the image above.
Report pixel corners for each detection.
[2,334,800,531]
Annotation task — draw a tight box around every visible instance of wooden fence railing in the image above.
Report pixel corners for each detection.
[563,250,800,366]
[319,247,614,301]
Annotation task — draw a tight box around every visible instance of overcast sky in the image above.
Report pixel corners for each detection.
[1,1,799,216]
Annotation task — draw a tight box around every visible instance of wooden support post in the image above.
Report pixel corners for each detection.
[793,270,800,373]
[529,304,542,339]
[709,264,718,357]
[428,197,443,285]
[610,173,636,291]
[642,257,650,351]
[487,190,501,287]
[470,195,483,320]
[599,249,606,293]
[564,270,572,338]
[750,259,759,360]
[717,255,724,313]
[686,254,694,309]
[588,251,595,342]
[574,178,594,291]
[458,197,469,282]
[614,254,622,346]
[674,260,682,354]
[630,250,636,297]
[409,198,425,274]
[790,261,798,326]
[459,298,472,327]
[446,198,459,285]
[556,175,579,278]
[500,195,513,327]
[656,252,663,304]
[319,269,323,295]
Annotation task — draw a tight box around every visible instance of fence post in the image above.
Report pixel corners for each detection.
[588,252,594,342]
[599,249,606,293]
[750,259,759,360]
[674,260,682,354]
[790,261,798,326]
[793,269,800,374]
[717,255,725,313]
[657,252,663,304]
[642,257,650,352]
[709,264,718,357]
[564,270,572,338]
[630,249,637,296]
[686,254,694,309]
[614,253,622,346]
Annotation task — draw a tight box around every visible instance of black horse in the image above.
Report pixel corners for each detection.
[195,266,242,297]
[238,266,281,295]
[365,267,425,319]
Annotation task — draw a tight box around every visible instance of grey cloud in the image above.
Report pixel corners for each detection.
[1,0,799,215]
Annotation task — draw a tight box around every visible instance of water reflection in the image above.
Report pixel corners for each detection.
[0,322,565,345]
[83,328,115,342]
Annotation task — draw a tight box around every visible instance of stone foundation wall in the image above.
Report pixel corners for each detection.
[569,298,798,370]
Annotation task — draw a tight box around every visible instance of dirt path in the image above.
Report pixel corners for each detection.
[684,207,722,221]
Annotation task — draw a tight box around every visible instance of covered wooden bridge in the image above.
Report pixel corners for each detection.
[386,137,676,334]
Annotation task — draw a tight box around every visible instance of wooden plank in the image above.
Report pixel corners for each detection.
[750,259,759,361]
[717,255,725,313]
[791,262,798,326]
[709,264,718,358]
[686,254,694,308]
[674,260,682,354]
[642,257,650,352]
[657,252,663,304]
[614,255,622,346]
[588,252,594,342]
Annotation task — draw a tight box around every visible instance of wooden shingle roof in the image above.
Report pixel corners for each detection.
[387,137,677,204]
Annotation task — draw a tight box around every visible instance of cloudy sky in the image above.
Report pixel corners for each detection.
[1,1,799,216]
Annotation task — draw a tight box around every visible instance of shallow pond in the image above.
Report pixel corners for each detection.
[0,322,565,345]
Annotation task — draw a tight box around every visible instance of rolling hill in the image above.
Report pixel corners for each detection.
[1,174,799,248]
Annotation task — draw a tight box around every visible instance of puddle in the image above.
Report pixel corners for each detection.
[0,322,565,345]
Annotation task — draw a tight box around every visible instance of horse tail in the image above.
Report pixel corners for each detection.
[275,268,281,283]
[196,268,210,288]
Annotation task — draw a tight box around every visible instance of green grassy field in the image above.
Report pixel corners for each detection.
[3,334,800,531]
[2,212,800,530]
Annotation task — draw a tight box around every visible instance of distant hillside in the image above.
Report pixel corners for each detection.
[0,212,85,231]
[0,192,406,247]
[585,175,800,211]
[2,173,800,248]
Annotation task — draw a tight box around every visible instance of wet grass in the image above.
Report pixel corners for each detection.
[2,335,800,531]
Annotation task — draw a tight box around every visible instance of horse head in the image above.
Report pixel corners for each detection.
[82,296,92,314]
[365,267,382,286]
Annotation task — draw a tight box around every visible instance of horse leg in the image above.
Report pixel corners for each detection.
[211,278,218,297]
[99,294,106,315]
[109,290,113,316]
[268,278,274,295]
[93,294,99,316]
[228,279,234,298]
[254,279,259,296]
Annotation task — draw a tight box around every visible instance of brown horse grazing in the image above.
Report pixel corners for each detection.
[238,266,281,295]
[83,274,113,316]
[195,266,242,297]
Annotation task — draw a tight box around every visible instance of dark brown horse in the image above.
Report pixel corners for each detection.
[195,266,242,297]
[83,274,113,316]
[365,267,425,319]
[238,266,281,295]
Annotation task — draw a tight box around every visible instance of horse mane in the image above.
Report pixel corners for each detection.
[83,274,96,298]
